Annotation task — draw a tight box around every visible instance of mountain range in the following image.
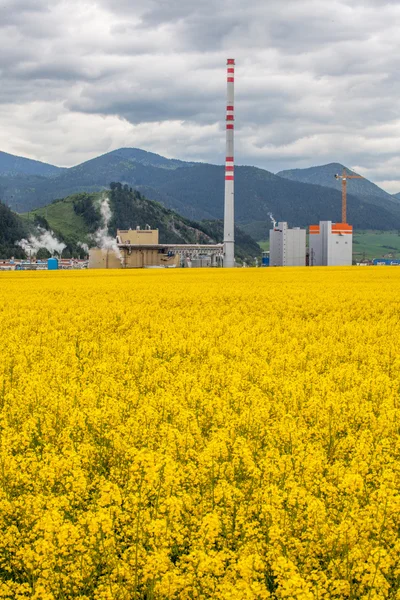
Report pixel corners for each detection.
[1,148,400,238]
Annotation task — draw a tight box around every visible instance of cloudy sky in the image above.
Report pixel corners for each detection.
[1,0,400,191]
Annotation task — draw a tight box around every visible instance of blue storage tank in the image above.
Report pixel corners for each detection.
[262,251,270,267]
[48,258,59,270]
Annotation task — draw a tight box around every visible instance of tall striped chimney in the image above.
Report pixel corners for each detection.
[223,58,235,268]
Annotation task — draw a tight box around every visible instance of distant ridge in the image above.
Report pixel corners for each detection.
[0,150,62,177]
[277,163,397,203]
[78,147,195,170]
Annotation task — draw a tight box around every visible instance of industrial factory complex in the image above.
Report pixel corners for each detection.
[86,219,355,269]
[86,219,355,270]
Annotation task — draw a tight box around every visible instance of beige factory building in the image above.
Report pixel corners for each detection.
[88,249,123,269]
[89,228,180,269]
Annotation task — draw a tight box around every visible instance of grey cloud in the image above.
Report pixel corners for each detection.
[1,0,400,190]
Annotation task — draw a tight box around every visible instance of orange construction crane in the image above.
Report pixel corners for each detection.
[334,168,363,223]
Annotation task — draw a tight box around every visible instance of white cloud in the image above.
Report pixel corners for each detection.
[0,0,400,192]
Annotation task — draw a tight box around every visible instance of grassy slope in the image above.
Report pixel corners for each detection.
[353,231,400,260]
[22,196,94,242]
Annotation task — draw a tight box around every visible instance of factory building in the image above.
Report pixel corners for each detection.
[88,228,223,269]
[269,222,306,266]
[117,229,180,268]
[89,249,123,269]
[89,229,179,269]
[309,221,353,266]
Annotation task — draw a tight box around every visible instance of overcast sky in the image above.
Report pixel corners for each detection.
[1,0,400,191]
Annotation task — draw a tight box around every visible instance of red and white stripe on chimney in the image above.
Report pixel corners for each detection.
[223,58,235,267]
[225,59,235,182]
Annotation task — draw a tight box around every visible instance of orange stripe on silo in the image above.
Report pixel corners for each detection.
[309,225,320,234]
[332,223,353,234]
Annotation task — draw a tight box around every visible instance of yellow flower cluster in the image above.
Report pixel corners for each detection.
[1,267,400,599]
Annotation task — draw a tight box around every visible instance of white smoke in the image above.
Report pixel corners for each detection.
[78,242,89,254]
[17,228,66,256]
[268,212,277,229]
[92,197,122,261]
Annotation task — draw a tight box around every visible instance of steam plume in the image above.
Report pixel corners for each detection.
[92,197,121,260]
[17,228,66,256]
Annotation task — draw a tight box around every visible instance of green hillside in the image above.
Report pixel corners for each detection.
[353,231,400,260]
[22,185,261,263]
[24,198,89,241]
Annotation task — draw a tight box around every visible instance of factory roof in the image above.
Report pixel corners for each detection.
[117,243,223,250]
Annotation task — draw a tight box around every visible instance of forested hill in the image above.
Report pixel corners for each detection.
[21,185,261,262]
[0,202,28,258]
[1,148,400,236]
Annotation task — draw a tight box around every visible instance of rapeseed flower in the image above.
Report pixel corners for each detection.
[0,267,399,599]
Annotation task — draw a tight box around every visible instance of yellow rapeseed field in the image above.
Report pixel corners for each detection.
[1,267,400,600]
